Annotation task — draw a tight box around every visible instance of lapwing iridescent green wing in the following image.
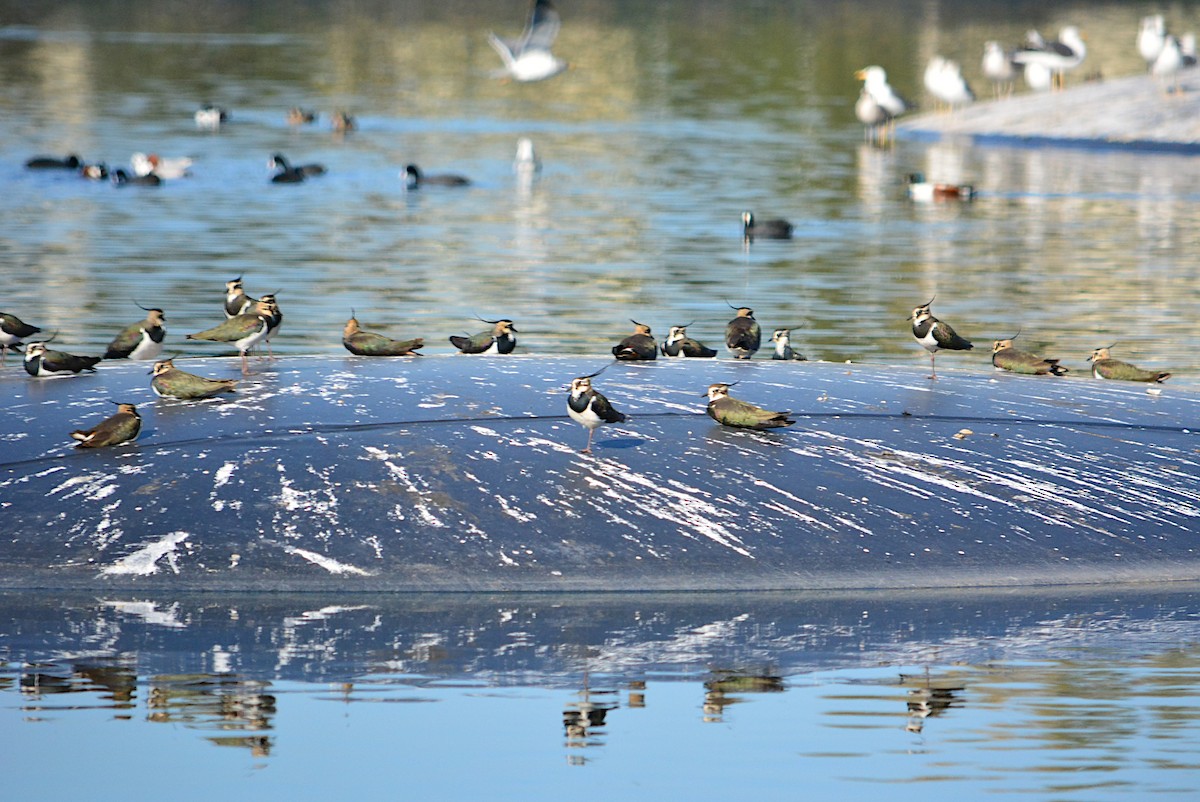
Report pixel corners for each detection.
[990,333,1067,376]
[567,365,627,453]
[343,312,424,356]
[150,359,238,400]
[661,324,717,358]
[908,297,972,379]
[770,328,807,361]
[186,299,275,374]
[0,312,41,364]
[23,341,101,377]
[1088,345,1171,383]
[742,212,793,240]
[612,320,657,360]
[70,402,141,448]
[725,306,761,359]
[449,317,517,354]
[705,383,795,430]
[104,305,166,360]
[224,277,254,318]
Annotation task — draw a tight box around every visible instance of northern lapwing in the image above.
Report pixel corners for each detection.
[270,153,325,183]
[991,334,1067,375]
[487,0,568,83]
[111,169,161,187]
[770,328,807,361]
[256,293,283,358]
[906,173,977,202]
[661,324,717,358]
[612,320,657,360]
[705,383,795,430]
[449,317,517,354]
[70,402,141,448]
[186,299,276,374]
[403,164,471,189]
[224,277,253,318]
[1088,345,1171,383]
[725,306,761,360]
[343,312,424,356]
[742,212,793,240]
[567,366,627,453]
[104,305,166,360]
[25,154,82,170]
[24,341,101,377]
[909,297,973,379]
[1,312,41,364]
[150,359,238,399]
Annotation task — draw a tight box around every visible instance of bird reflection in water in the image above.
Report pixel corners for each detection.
[562,679,620,765]
[148,673,277,756]
[702,670,785,723]
[20,659,138,718]
[900,669,965,734]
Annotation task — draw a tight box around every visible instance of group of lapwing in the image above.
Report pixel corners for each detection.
[0,280,1175,453]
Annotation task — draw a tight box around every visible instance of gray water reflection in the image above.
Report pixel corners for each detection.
[3,588,1200,797]
[1,1,1196,387]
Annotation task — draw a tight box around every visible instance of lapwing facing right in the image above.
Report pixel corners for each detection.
[725,306,761,360]
[24,342,101,377]
[449,317,517,354]
[1,312,41,363]
[70,402,141,448]
[991,334,1067,375]
[661,324,717,358]
[770,328,807,361]
[567,366,627,454]
[1088,345,1171,383]
[150,359,238,400]
[612,320,658,360]
[104,305,166,360]
[343,312,424,356]
[909,297,973,379]
[705,383,795,430]
[186,299,277,374]
[742,212,793,240]
[256,293,283,358]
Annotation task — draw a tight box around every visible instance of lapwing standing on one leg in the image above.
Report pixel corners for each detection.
[150,359,238,400]
[612,320,658,360]
[567,366,627,454]
[770,328,807,361]
[70,402,141,448]
[908,297,973,379]
[661,324,717,358]
[104,305,166,360]
[342,312,424,356]
[24,341,101,377]
[1088,345,1171,383]
[449,317,518,354]
[991,333,1067,375]
[224,277,253,318]
[725,306,761,360]
[0,312,42,364]
[705,383,795,430]
[186,299,276,374]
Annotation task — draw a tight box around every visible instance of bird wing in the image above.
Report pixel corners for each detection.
[932,321,972,350]
[589,390,626,424]
[105,322,144,356]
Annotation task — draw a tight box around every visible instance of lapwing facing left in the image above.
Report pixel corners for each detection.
[612,320,658,361]
[104,305,166,360]
[70,402,141,448]
[1088,345,1171,383]
[661,324,717,358]
[705,383,795,430]
[1,312,41,363]
[343,312,424,356]
[770,328,807,361]
[150,359,238,400]
[224,276,253,318]
[567,366,626,453]
[725,306,761,360]
[186,299,276,374]
[909,297,973,379]
[24,341,101,377]
[991,333,1067,375]
[450,317,517,354]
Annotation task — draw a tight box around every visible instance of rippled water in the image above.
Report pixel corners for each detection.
[1,1,1197,385]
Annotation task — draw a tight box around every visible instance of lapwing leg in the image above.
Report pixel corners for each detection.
[240,351,250,375]
[928,353,938,380]
[581,428,594,454]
